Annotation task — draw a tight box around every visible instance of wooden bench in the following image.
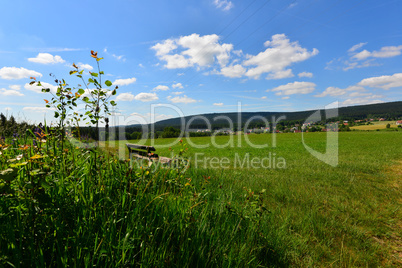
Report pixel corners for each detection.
[126,143,172,166]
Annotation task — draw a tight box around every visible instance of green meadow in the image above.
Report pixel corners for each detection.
[103,131,402,266]
[1,131,401,267]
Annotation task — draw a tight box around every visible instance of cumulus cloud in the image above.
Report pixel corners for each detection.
[153,85,169,91]
[269,81,316,96]
[77,63,94,71]
[116,92,135,101]
[171,91,184,95]
[28,53,65,64]
[357,73,402,90]
[24,81,58,93]
[172,82,183,89]
[0,86,24,96]
[167,95,197,104]
[152,33,233,69]
[329,43,402,71]
[0,67,42,80]
[213,0,234,11]
[134,92,159,102]
[152,33,317,80]
[9,85,21,90]
[315,85,364,97]
[113,77,137,86]
[298,72,313,78]
[219,64,246,78]
[243,34,318,79]
[352,45,402,60]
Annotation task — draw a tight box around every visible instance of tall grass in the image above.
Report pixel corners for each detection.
[1,131,401,266]
[0,132,284,267]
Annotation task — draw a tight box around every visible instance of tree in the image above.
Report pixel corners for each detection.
[386,123,391,129]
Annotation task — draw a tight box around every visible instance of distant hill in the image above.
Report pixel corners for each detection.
[126,101,402,131]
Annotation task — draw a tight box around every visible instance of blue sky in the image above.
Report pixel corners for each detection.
[1,0,402,125]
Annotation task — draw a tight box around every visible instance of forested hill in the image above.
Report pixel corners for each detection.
[126,101,402,131]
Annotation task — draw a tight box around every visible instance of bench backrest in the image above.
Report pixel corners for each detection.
[126,143,157,158]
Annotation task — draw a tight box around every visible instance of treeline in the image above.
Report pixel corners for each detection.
[0,113,36,138]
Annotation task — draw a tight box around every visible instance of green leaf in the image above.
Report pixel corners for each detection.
[88,78,94,83]
[78,88,85,95]
[70,70,77,75]
[90,72,99,77]
[105,80,112,87]
[0,168,18,182]
[112,89,117,95]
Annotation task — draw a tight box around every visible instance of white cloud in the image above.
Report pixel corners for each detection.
[342,59,380,71]
[266,69,294,80]
[213,0,234,11]
[116,92,135,101]
[134,92,159,102]
[167,95,197,104]
[113,77,137,86]
[269,81,316,96]
[298,72,313,78]
[23,106,55,113]
[220,64,246,78]
[152,33,233,69]
[78,63,94,71]
[0,86,24,96]
[153,85,169,91]
[348,42,367,53]
[315,85,364,98]
[24,81,58,93]
[357,73,402,90]
[334,43,402,70]
[9,85,21,90]
[341,98,384,107]
[152,39,177,56]
[171,91,184,95]
[213,102,224,106]
[112,54,125,61]
[243,34,318,79]
[172,82,183,89]
[28,53,65,64]
[352,45,402,60]
[0,67,42,80]
[282,96,290,100]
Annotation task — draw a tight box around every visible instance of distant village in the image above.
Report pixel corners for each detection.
[192,118,402,135]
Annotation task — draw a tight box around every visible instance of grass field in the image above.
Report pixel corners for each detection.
[102,131,402,266]
[351,120,400,130]
[1,131,401,266]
